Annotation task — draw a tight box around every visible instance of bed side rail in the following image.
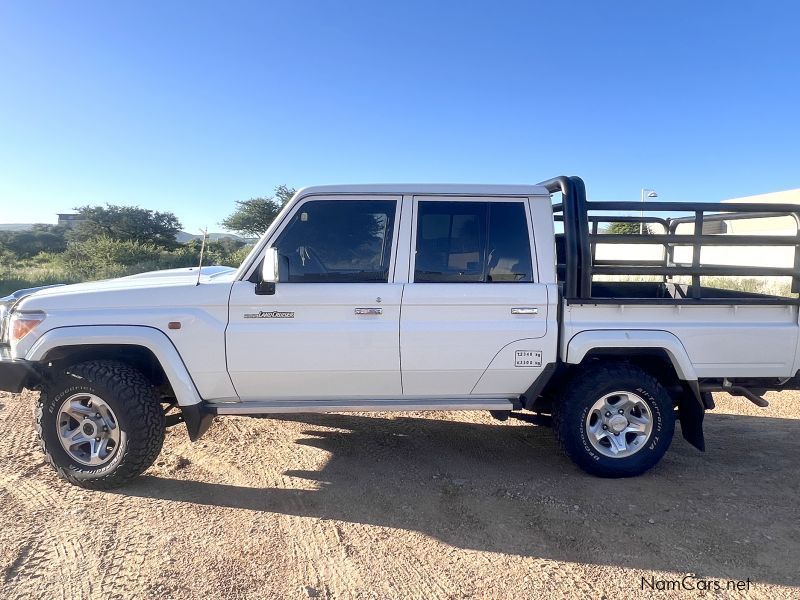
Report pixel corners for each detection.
[541,176,800,305]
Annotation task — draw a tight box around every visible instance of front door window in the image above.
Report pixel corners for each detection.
[273,199,397,283]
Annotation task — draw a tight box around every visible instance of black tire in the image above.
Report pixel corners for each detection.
[36,360,165,489]
[552,362,675,478]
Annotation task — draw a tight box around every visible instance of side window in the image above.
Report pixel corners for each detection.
[415,202,486,282]
[273,199,396,283]
[414,201,533,283]
[487,202,534,282]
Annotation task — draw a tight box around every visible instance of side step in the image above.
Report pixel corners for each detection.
[206,397,515,415]
[699,382,770,408]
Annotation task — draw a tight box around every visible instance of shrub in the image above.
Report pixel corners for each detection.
[225,245,253,267]
[58,236,163,278]
[0,236,254,296]
[0,244,16,264]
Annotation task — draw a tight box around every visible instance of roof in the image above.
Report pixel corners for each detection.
[294,183,550,197]
[724,188,800,204]
[721,188,800,234]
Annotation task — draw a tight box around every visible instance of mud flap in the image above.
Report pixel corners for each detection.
[677,388,707,452]
[182,403,215,441]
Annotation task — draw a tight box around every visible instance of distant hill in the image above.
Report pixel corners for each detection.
[0,223,38,231]
[0,223,254,244]
[175,231,254,244]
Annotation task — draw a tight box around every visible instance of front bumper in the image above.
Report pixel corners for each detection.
[0,347,38,393]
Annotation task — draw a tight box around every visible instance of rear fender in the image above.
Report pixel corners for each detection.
[566,329,697,380]
[567,329,706,451]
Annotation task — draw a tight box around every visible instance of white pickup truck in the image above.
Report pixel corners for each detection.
[2,176,799,488]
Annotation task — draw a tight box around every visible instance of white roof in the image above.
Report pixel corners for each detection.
[724,188,800,204]
[295,183,550,197]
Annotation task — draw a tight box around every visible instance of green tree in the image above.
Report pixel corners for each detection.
[605,221,650,235]
[221,185,296,237]
[0,225,68,258]
[70,204,182,249]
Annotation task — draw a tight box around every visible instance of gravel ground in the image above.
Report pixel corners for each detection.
[1,389,799,599]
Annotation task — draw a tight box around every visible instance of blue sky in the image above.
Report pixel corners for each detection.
[1,1,799,232]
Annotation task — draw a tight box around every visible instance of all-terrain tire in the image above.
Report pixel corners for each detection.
[552,362,675,478]
[36,360,165,489]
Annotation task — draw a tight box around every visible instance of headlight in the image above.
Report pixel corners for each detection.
[0,285,62,345]
[0,303,9,344]
[9,311,46,344]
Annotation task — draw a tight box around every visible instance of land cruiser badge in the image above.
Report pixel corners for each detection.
[244,310,295,319]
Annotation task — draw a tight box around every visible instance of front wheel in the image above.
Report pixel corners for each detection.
[553,362,675,477]
[36,360,166,489]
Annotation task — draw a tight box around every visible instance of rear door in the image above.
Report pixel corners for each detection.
[400,197,551,397]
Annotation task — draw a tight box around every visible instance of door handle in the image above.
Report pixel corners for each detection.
[511,307,538,315]
[355,307,383,315]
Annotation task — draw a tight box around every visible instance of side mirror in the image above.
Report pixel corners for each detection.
[255,247,278,295]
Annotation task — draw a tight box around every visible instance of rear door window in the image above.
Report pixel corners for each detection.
[414,201,532,283]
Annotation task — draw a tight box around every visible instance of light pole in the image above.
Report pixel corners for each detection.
[640,188,658,234]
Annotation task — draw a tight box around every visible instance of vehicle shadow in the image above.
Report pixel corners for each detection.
[121,411,800,586]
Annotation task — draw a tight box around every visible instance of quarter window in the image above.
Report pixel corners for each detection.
[414,201,533,283]
[273,200,396,283]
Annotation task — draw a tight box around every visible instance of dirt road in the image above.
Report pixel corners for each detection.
[1,389,798,599]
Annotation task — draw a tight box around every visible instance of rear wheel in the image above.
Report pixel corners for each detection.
[553,362,675,477]
[36,360,165,489]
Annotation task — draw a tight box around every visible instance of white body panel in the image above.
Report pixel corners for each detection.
[563,303,800,378]
[12,268,237,400]
[226,281,403,400]
[400,283,553,395]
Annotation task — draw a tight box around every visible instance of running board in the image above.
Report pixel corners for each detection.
[206,397,515,415]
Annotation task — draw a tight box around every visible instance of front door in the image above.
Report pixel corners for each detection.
[226,196,402,401]
[400,197,551,397]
